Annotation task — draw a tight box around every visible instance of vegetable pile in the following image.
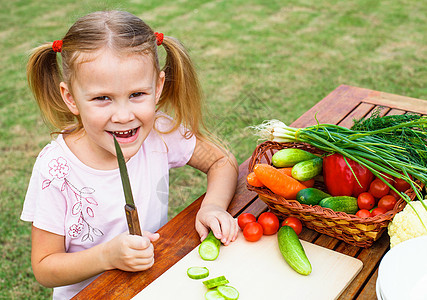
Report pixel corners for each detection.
[247,152,407,217]
[250,113,427,227]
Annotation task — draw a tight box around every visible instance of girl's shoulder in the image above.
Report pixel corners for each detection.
[32,135,72,172]
[154,111,194,139]
[149,112,196,168]
[154,111,175,131]
[36,135,66,160]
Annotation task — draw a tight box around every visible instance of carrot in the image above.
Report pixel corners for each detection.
[248,168,303,188]
[277,167,293,177]
[253,164,306,199]
[301,178,315,188]
[278,167,315,187]
[246,171,264,187]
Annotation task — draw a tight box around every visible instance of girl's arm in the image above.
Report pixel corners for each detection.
[187,137,239,246]
[31,226,159,287]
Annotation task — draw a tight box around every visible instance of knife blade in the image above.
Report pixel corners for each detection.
[113,135,142,236]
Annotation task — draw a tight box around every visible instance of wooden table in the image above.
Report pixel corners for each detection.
[74,85,426,299]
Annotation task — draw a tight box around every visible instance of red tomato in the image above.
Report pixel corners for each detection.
[257,212,280,235]
[378,195,397,211]
[356,209,372,218]
[243,222,263,242]
[357,192,375,210]
[281,217,303,235]
[237,213,257,231]
[393,177,411,192]
[369,179,390,199]
[371,207,387,217]
[378,173,394,185]
[388,189,401,200]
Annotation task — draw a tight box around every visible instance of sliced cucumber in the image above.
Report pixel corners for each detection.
[217,285,239,300]
[187,266,209,279]
[203,276,229,289]
[205,289,226,300]
[199,231,221,261]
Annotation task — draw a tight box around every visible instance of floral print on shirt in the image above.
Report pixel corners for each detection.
[42,157,104,242]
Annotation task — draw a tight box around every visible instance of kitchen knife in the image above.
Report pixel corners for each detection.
[113,135,142,236]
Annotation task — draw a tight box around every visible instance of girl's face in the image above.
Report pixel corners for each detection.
[60,49,165,167]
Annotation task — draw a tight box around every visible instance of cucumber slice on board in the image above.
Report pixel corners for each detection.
[203,276,229,289]
[199,231,221,261]
[217,285,239,300]
[186,266,209,279]
[205,289,226,300]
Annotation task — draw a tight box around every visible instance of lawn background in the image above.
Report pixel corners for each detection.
[1,0,426,298]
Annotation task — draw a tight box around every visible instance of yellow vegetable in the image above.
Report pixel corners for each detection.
[388,200,427,248]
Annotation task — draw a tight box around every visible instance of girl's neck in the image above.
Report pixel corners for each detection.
[63,132,120,170]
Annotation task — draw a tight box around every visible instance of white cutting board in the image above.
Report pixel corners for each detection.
[133,231,363,300]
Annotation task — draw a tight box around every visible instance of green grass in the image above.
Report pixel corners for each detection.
[1,0,426,298]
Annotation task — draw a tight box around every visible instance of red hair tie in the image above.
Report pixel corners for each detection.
[52,40,63,53]
[154,32,164,46]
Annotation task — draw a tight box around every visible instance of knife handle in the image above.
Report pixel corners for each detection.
[125,204,142,236]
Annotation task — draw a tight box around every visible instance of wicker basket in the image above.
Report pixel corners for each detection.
[247,141,423,248]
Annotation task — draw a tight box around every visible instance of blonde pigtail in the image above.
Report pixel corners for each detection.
[157,36,206,139]
[27,43,75,131]
[158,35,236,172]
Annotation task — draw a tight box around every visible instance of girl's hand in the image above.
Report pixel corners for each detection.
[102,231,160,272]
[195,204,238,246]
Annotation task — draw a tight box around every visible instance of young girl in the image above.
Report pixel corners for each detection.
[21,10,238,299]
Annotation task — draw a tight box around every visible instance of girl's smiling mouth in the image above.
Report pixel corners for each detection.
[108,127,140,143]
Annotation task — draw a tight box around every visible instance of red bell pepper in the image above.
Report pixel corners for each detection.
[323,153,374,197]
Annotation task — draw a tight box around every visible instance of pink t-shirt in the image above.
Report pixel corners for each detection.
[21,113,196,299]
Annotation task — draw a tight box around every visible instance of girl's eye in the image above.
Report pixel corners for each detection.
[130,92,145,98]
[93,96,110,101]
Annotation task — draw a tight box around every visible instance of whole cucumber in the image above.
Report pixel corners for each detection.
[272,148,318,168]
[277,226,312,275]
[319,196,358,214]
[291,157,323,181]
[296,188,331,205]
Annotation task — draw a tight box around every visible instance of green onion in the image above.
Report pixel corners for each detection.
[251,117,427,227]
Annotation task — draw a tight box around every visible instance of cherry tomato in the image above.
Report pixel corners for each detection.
[257,212,280,235]
[237,213,257,231]
[356,209,372,218]
[378,195,397,211]
[388,189,401,200]
[369,178,390,199]
[243,222,263,242]
[393,177,411,192]
[357,192,375,210]
[281,217,303,235]
[371,207,387,217]
[378,173,394,185]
